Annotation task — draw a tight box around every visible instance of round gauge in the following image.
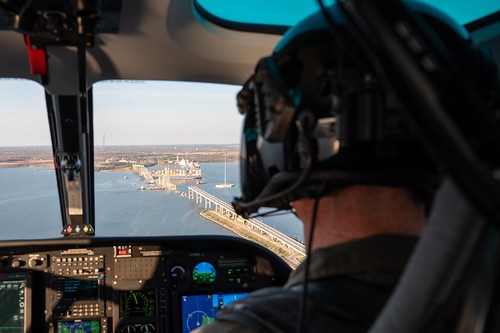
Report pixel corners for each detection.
[120,324,137,333]
[192,262,216,285]
[120,290,156,318]
[170,265,187,282]
[119,323,156,333]
[140,323,156,332]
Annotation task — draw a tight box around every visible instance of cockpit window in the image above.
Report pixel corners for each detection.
[194,0,499,31]
[0,79,60,240]
[92,80,304,241]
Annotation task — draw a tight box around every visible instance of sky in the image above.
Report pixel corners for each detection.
[0,79,243,146]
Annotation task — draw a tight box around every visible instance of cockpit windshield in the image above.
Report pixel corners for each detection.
[0,79,304,245]
[0,79,59,239]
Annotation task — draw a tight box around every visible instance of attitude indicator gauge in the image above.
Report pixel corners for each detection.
[192,262,216,285]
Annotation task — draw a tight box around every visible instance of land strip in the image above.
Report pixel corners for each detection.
[200,210,305,269]
[0,144,240,171]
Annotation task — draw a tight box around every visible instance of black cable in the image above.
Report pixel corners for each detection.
[249,209,295,218]
[297,185,325,333]
[316,0,361,64]
[235,165,311,213]
[317,0,337,33]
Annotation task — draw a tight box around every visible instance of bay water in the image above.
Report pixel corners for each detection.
[0,163,304,242]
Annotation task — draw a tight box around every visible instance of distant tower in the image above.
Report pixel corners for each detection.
[103,134,106,147]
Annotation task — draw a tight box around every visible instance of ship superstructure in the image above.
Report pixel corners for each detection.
[151,156,202,180]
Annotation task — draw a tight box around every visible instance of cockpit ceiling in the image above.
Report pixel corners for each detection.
[0,0,122,33]
[0,0,498,95]
[0,0,281,94]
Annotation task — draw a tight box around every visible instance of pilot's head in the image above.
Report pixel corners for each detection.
[232,1,499,218]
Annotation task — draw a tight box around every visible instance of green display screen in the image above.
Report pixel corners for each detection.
[0,275,26,333]
[57,320,100,333]
[119,290,156,318]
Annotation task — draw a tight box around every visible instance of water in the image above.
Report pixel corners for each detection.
[0,164,304,242]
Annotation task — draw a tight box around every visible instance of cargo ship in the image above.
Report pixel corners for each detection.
[151,157,202,181]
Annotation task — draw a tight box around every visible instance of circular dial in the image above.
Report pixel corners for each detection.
[140,323,156,332]
[192,262,216,285]
[119,323,156,333]
[170,265,187,282]
[120,324,137,333]
[120,290,156,318]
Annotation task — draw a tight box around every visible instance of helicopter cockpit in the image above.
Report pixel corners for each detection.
[0,0,499,332]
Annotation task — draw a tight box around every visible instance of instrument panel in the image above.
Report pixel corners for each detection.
[0,235,291,333]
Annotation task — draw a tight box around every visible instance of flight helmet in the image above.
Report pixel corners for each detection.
[232,1,499,218]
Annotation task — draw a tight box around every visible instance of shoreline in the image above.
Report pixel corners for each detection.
[0,145,240,169]
[0,160,234,172]
[0,160,53,168]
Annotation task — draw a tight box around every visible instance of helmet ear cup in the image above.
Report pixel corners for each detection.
[254,57,297,143]
[239,110,267,203]
[237,57,298,206]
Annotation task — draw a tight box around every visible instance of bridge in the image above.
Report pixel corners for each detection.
[188,186,306,256]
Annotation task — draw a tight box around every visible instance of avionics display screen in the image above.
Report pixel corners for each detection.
[0,273,27,333]
[57,320,100,333]
[180,293,248,333]
[63,279,99,302]
[119,289,156,318]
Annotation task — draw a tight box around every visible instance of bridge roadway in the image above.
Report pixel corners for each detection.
[188,186,306,256]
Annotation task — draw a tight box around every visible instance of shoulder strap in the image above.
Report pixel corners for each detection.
[216,278,390,333]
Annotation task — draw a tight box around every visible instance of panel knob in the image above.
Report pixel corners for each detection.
[11,259,25,268]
